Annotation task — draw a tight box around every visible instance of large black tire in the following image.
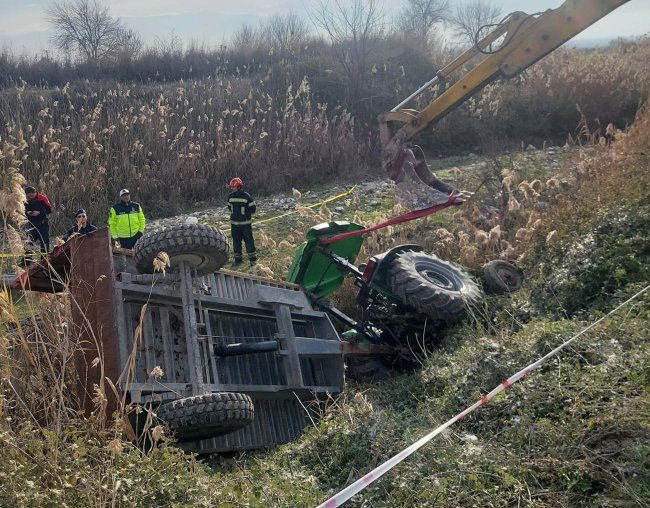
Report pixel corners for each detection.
[134,223,229,276]
[483,260,524,294]
[156,392,254,441]
[388,251,482,324]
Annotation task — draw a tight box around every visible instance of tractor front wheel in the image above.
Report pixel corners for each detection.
[388,251,482,324]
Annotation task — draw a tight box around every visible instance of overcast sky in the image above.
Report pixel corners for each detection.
[1,0,647,56]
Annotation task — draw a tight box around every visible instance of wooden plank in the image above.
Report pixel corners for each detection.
[114,287,129,371]
[179,262,205,395]
[159,307,176,383]
[143,307,155,376]
[208,273,218,297]
[68,228,122,416]
[203,308,221,388]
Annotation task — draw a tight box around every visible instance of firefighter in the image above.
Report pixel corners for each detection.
[108,189,146,249]
[227,177,257,266]
[24,185,52,253]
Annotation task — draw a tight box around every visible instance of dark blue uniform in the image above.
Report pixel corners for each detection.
[63,223,98,242]
[227,190,257,264]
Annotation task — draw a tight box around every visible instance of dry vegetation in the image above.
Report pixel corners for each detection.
[0,77,365,236]
[0,10,649,502]
[212,100,650,507]
[1,38,649,238]
[1,97,647,507]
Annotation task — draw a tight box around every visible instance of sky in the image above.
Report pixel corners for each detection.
[0,0,648,57]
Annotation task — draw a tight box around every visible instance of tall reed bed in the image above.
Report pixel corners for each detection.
[1,39,649,236]
[0,77,368,232]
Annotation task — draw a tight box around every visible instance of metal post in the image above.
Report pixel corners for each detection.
[391,75,441,112]
[179,261,205,395]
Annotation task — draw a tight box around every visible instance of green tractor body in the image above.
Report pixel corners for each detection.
[286,221,421,301]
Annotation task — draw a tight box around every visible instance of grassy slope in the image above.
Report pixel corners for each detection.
[207,111,650,506]
[1,109,649,506]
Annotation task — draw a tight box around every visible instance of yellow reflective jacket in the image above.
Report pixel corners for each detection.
[108,201,145,239]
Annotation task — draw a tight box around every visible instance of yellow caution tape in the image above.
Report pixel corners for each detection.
[219,185,358,236]
[253,185,357,226]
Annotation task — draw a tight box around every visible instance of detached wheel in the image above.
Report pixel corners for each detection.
[483,260,524,294]
[388,251,482,324]
[134,223,229,276]
[156,392,254,441]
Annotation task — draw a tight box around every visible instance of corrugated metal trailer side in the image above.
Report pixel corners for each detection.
[62,227,344,452]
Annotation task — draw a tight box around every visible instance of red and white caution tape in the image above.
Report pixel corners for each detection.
[318,284,650,508]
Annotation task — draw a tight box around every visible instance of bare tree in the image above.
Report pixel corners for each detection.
[46,0,124,62]
[396,0,449,50]
[310,0,385,107]
[449,0,502,46]
[262,13,309,54]
[231,23,261,50]
[115,28,143,60]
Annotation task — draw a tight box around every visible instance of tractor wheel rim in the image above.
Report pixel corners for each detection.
[419,267,456,290]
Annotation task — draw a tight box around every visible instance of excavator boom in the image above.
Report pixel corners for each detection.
[382,0,631,209]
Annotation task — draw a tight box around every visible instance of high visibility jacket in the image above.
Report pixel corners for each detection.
[108,201,145,239]
[227,190,256,225]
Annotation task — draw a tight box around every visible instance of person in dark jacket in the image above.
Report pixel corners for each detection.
[227,177,257,265]
[24,185,52,253]
[108,189,146,249]
[62,208,97,242]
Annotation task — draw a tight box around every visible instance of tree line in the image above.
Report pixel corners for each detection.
[1,0,503,117]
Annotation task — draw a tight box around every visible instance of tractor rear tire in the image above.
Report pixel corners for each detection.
[156,392,254,441]
[483,260,524,294]
[134,223,229,276]
[388,251,481,324]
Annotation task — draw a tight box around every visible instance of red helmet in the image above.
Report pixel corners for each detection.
[229,177,244,190]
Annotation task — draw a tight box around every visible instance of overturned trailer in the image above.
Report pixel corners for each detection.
[13,225,370,453]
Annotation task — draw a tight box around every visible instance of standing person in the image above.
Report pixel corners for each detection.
[24,185,52,253]
[227,178,257,266]
[108,189,145,249]
[62,209,97,242]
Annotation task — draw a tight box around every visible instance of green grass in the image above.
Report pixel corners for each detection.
[197,137,650,506]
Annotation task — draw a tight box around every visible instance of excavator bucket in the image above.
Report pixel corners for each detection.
[380,121,469,210]
[383,142,468,210]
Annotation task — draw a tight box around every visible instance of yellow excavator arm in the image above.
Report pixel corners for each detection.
[382,0,631,208]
